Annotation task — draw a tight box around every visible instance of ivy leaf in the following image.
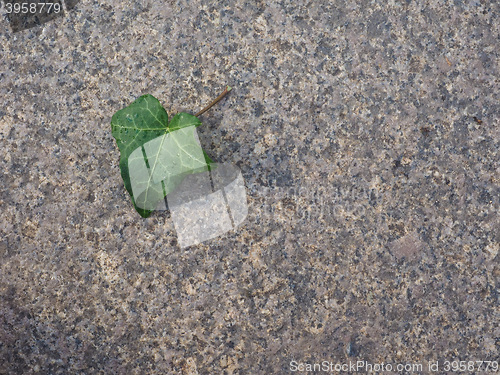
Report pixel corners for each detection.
[127,125,209,211]
[111,95,211,217]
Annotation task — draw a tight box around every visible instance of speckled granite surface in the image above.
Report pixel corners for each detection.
[0,0,498,373]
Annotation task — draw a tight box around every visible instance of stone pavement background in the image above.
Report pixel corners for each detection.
[0,0,498,373]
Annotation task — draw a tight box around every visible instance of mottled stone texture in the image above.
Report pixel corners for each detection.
[0,0,498,373]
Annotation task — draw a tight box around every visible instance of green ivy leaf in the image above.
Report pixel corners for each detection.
[111,95,212,218]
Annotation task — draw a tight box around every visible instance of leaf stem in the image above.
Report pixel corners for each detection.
[195,86,232,117]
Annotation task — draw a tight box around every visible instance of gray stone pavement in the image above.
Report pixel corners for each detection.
[0,0,498,373]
